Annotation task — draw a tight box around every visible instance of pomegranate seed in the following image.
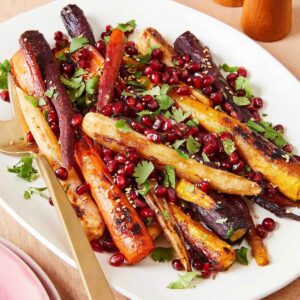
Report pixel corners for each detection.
[236,90,246,97]
[152,119,163,130]
[172,55,184,67]
[181,54,191,62]
[78,49,89,60]
[256,225,268,239]
[203,75,215,87]
[115,154,126,163]
[141,116,154,127]
[201,264,211,278]
[187,63,201,73]
[232,160,245,173]
[186,76,194,86]
[78,59,87,69]
[192,76,203,89]
[147,99,159,111]
[266,185,276,197]
[50,123,59,134]
[221,161,231,170]
[103,239,117,252]
[179,70,189,81]
[71,114,83,127]
[109,253,125,267]
[251,97,264,109]
[150,71,160,85]
[229,152,240,164]
[90,240,103,253]
[55,167,68,181]
[166,131,177,142]
[47,110,57,124]
[226,73,238,84]
[168,75,179,85]
[101,31,110,39]
[237,67,247,77]
[142,95,153,103]
[48,198,54,206]
[126,150,139,163]
[192,259,203,270]
[163,119,173,131]
[274,124,284,132]
[251,111,261,122]
[262,218,276,232]
[220,131,233,141]
[155,185,167,197]
[145,129,161,143]
[124,161,135,176]
[116,174,127,189]
[112,101,124,114]
[26,131,35,143]
[105,24,112,32]
[203,86,212,96]
[134,198,147,208]
[151,48,163,60]
[126,96,136,108]
[161,72,171,83]
[253,171,263,182]
[140,207,155,218]
[131,121,145,133]
[283,144,293,153]
[199,180,210,193]
[166,188,176,203]
[134,101,143,112]
[102,104,113,116]
[126,46,138,56]
[0,90,9,102]
[95,40,106,54]
[61,62,73,77]
[144,66,153,76]
[106,160,117,173]
[117,167,126,175]
[172,259,184,271]
[103,148,112,157]
[150,59,162,71]
[185,126,199,137]
[54,31,63,40]
[76,183,90,195]
[203,140,218,155]
[176,86,191,96]
[210,91,223,105]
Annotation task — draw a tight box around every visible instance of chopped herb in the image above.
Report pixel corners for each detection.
[85,76,99,95]
[38,98,47,106]
[7,155,38,182]
[247,120,265,133]
[222,139,236,155]
[136,110,153,116]
[115,119,133,132]
[156,94,174,110]
[145,217,154,226]
[202,152,210,162]
[116,19,137,32]
[133,161,154,184]
[126,80,147,89]
[186,135,200,155]
[134,71,143,79]
[121,91,135,98]
[135,52,152,64]
[163,165,176,189]
[171,108,191,123]
[235,76,253,97]
[162,210,170,220]
[60,76,82,89]
[136,180,150,196]
[186,118,198,127]
[233,96,250,106]
[235,247,249,266]
[56,51,67,61]
[103,35,110,45]
[141,85,161,96]
[215,218,228,224]
[23,187,47,200]
[0,59,10,90]
[164,111,172,118]
[167,271,200,289]
[24,95,38,107]
[151,247,173,262]
[69,36,89,53]
[176,149,189,159]
[160,84,170,95]
[226,227,235,239]
[215,105,225,112]
[45,87,59,99]
[220,63,239,73]
[172,139,186,150]
[73,68,87,77]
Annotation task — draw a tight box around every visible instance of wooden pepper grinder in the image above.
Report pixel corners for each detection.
[241,0,292,42]
[213,0,243,7]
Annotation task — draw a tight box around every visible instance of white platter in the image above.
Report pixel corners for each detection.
[0,0,299,299]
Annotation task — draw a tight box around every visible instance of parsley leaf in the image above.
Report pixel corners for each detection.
[215,105,225,112]
[176,149,189,159]
[156,94,174,110]
[186,135,200,155]
[25,95,38,107]
[167,271,200,289]
[136,180,150,196]
[69,36,89,53]
[73,68,88,77]
[126,80,147,89]
[151,247,173,262]
[235,76,253,97]
[162,210,170,220]
[233,96,250,106]
[221,63,238,73]
[186,118,198,127]
[202,152,210,162]
[0,59,10,90]
[235,247,249,266]
[23,187,47,200]
[222,139,236,155]
[85,76,99,95]
[7,155,38,182]
[145,217,154,226]
[172,139,186,150]
[163,165,176,189]
[247,119,265,133]
[45,87,59,99]
[133,161,154,184]
[226,227,235,239]
[115,119,132,132]
[116,19,137,32]
[60,76,82,89]
[171,108,191,123]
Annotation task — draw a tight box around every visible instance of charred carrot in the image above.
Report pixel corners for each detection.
[74,134,154,264]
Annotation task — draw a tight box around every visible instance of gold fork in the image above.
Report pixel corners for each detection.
[0,74,114,300]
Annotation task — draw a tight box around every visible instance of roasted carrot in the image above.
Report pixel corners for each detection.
[96,29,125,111]
[74,134,154,264]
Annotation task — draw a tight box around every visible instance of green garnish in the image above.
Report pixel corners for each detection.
[116,19,137,32]
[162,210,170,220]
[136,180,150,196]
[186,118,198,127]
[115,119,133,133]
[220,63,239,73]
[202,152,210,162]
[233,96,250,106]
[176,149,189,159]
[8,155,38,182]
[235,76,253,97]
[24,95,38,107]
[69,36,89,53]
[226,227,235,239]
[172,139,186,150]
[167,271,200,289]
[235,247,249,266]
[186,135,200,155]
[222,139,236,155]
[0,59,10,90]
[85,76,99,95]
[45,87,59,99]
[163,165,176,189]
[151,247,173,262]
[24,187,47,200]
[133,161,154,184]
[171,108,191,123]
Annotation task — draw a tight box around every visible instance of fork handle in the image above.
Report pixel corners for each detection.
[36,155,114,300]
